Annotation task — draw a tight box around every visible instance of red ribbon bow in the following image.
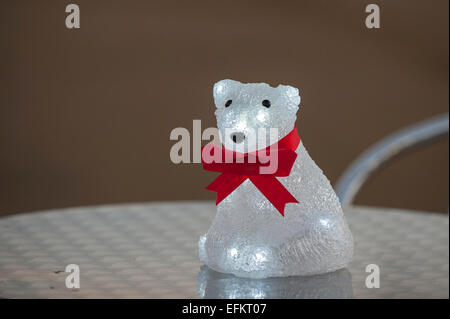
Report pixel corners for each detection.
[201,125,300,216]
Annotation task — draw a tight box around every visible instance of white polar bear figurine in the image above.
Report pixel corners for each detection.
[199,79,353,279]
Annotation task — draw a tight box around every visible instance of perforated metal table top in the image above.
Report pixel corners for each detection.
[0,201,448,299]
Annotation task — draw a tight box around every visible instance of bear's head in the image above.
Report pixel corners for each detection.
[213,79,301,152]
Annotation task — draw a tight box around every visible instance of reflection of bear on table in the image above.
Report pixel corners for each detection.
[199,79,353,279]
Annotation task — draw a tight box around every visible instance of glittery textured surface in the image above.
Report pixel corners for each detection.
[198,265,353,299]
[199,79,353,278]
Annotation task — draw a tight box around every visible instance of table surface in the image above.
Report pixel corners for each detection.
[0,201,448,299]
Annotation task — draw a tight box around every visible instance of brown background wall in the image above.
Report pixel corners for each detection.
[0,0,448,217]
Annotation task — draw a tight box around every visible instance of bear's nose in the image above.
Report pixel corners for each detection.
[230,132,245,144]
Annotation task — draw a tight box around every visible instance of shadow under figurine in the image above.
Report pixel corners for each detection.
[198,265,353,299]
[199,79,353,279]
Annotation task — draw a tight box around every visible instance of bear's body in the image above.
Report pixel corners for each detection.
[199,79,353,278]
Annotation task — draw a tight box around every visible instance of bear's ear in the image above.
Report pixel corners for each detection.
[279,84,301,107]
[213,79,239,108]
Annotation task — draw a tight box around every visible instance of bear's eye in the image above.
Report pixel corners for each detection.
[262,100,271,108]
[225,100,232,107]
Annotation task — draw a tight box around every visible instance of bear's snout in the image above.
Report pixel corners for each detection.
[230,132,245,144]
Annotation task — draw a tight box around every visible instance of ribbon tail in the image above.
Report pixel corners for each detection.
[249,175,298,216]
[206,173,248,205]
